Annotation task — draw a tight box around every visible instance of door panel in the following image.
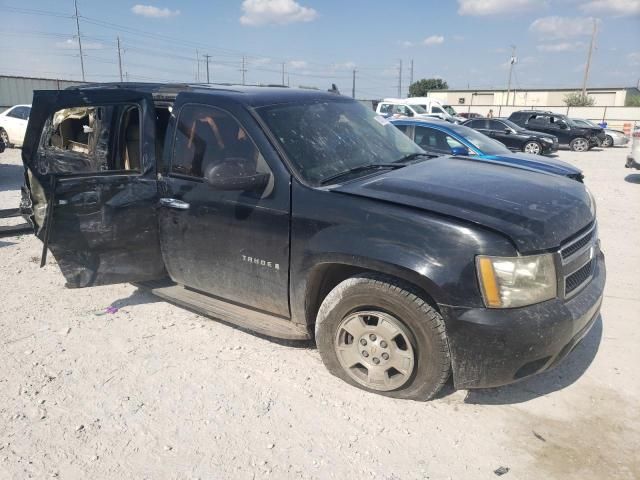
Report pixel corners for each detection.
[22,89,165,287]
[157,100,291,318]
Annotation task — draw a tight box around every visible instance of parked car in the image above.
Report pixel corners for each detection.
[0,104,31,147]
[21,84,604,400]
[458,112,483,119]
[626,124,640,170]
[463,117,558,155]
[376,101,441,120]
[391,117,582,181]
[508,110,605,152]
[377,98,459,123]
[403,97,466,123]
[571,118,630,147]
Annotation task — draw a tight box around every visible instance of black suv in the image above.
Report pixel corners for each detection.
[508,110,605,152]
[20,84,605,400]
[463,118,558,155]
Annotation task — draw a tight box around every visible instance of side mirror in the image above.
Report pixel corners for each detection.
[204,158,270,192]
[504,128,512,134]
[451,146,470,156]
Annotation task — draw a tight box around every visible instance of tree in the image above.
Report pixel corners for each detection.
[625,94,640,107]
[409,78,448,97]
[563,92,595,107]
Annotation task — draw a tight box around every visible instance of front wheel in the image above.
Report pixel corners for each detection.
[523,141,542,155]
[0,129,9,147]
[315,274,450,400]
[601,135,613,148]
[570,137,589,152]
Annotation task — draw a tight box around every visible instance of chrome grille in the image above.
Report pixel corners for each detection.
[559,223,598,298]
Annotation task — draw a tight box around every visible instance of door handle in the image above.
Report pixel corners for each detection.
[159,198,190,210]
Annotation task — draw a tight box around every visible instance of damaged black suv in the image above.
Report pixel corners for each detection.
[21,84,605,400]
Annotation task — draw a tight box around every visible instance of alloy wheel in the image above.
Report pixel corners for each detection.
[572,138,588,152]
[524,142,541,155]
[334,310,415,391]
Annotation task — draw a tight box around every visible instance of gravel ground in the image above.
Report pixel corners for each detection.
[1,146,639,480]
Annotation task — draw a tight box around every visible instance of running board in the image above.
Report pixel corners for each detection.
[134,279,311,341]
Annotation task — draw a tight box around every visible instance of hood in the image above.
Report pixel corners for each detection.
[333,157,594,252]
[478,152,582,179]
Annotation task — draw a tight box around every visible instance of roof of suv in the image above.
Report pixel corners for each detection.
[64,82,345,108]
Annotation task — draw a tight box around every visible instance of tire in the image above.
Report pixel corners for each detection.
[315,274,450,400]
[523,141,542,155]
[0,129,9,148]
[602,135,613,148]
[570,137,589,152]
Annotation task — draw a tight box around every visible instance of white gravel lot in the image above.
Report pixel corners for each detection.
[0,146,639,480]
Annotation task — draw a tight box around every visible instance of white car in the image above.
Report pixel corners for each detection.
[0,104,32,147]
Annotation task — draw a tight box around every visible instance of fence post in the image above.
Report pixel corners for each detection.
[498,105,502,117]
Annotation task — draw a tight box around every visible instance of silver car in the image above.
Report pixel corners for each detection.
[571,118,630,147]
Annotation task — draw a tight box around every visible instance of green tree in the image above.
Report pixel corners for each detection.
[409,78,449,97]
[625,94,640,107]
[563,92,595,107]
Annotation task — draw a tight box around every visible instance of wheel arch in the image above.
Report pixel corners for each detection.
[303,259,443,332]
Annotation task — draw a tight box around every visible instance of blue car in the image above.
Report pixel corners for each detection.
[390,118,584,181]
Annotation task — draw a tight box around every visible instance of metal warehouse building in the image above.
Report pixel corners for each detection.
[429,86,640,108]
[0,75,85,109]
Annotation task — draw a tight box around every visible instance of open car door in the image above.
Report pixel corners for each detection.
[22,87,166,288]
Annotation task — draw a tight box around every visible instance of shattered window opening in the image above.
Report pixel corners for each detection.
[37,104,141,175]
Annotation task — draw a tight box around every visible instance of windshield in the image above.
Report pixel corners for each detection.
[500,118,525,131]
[448,123,511,155]
[443,105,457,116]
[257,98,424,185]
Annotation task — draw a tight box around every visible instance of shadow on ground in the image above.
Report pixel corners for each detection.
[0,162,24,193]
[461,314,603,405]
[624,174,640,184]
[109,288,164,309]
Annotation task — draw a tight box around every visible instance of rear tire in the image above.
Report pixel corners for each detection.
[570,137,589,152]
[0,129,9,148]
[602,135,613,148]
[315,274,450,400]
[523,141,542,155]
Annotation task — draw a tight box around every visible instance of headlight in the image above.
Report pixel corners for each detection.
[476,254,557,308]
[541,137,553,143]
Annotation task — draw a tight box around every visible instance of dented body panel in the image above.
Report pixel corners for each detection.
[21,83,605,390]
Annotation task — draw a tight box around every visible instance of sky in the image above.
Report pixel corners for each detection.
[2,0,639,99]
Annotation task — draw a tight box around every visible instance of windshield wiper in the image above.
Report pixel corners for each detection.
[393,152,437,163]
[320,163,404,185]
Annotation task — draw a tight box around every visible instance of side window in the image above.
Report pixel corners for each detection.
[394,124,409,134]
[379,103,392,114]
[7,107,27,119]
[414,127,459,153]
[38,104,140,174]
[171,104,270,180]
[432,106,444,114]
[488,120,505,130]
[469,119,488,129]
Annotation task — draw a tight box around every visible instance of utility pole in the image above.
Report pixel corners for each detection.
[352,69,356,98]
[505,45,516,106]
[203,54,211,83]
[581,19,597,97]
[240,56,247,85]
[397,59,403,98]
[196,49,200,81]
[117,36,123,82]
[281,62,286,86]
[409,59,414,91]
[74,0,85,81]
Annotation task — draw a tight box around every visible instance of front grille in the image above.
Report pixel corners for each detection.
[561,228,595,260]
[559,223,598,298]
[565,259,595,295]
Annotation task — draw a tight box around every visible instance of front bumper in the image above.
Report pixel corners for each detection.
[541,141,558,154]
[440,251,605,389]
